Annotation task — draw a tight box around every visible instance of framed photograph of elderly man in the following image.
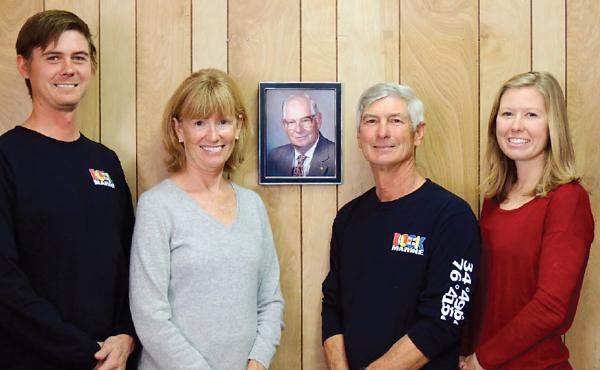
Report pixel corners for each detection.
[259,82,342,184]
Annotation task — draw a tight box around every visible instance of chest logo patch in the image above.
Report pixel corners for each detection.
[89,168,115,188]
[391,232,426,255]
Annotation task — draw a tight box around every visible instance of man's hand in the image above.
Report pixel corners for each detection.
[247,359,266,370]
[324,334,350,370]
[464,353,485,370]
[93,334,135,370]
[458,355,468,370]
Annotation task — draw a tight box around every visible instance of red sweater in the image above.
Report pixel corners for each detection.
[466,182,594,369]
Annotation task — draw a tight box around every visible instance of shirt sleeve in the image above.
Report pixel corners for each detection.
[248,198,284,368]
[112,155,138,338]
[129,192,213,369]
[476,184,594,369]
[321,211,345,341]
[406,206,481,360]
[0,151,100,367]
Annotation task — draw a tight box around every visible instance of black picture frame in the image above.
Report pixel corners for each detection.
[258,82,342,184]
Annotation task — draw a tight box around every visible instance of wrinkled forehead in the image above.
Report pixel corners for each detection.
[362,95,409,116]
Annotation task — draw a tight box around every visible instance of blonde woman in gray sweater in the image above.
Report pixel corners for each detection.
[129,69,284,370]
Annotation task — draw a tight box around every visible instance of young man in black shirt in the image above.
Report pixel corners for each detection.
[0,10,136,370]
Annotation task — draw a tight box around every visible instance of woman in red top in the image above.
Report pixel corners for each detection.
[460,71,594,369]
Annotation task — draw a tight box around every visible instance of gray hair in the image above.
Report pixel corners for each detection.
[356,82,425,130]
[282,93,319,119]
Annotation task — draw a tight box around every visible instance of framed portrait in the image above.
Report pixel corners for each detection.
[258,82,342,184]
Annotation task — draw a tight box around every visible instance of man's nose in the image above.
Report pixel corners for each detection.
[293,122,305,133]
[60,59,75,75]
[376,121,389,137]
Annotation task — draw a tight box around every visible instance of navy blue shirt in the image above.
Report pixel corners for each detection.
[0,126,136,370]
[322,180,480,369]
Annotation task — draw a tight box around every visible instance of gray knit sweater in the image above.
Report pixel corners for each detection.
[130,179,284,370]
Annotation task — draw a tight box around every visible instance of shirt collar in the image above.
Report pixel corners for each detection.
[294,134,320,160]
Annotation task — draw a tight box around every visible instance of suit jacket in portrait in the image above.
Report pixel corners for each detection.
[266,133,336,177]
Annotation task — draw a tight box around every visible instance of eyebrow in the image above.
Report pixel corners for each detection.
[362,112,408,119]
[498,106,543,111]
[41,50,90,57]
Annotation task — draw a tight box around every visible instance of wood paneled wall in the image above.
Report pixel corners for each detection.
[1,1,599,368]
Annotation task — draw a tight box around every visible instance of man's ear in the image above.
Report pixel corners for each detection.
[314,112,323,130]
[414,122,426,146]
[16,55,30,79]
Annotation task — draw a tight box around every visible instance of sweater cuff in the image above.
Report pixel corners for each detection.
[248,335,276,369]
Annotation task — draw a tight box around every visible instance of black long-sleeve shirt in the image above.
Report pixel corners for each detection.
[0,126,136,370]
[322,180,480,369]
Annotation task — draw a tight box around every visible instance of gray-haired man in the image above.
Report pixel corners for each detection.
[321,82,480,370]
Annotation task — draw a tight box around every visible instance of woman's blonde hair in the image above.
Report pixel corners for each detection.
[482,71,579,202]
[162,69,249,173]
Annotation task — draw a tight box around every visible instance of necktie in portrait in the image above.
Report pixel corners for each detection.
[293,154,307,176]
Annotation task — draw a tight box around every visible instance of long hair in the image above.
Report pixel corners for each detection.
[162,69,249,174]
[482,71,579,202]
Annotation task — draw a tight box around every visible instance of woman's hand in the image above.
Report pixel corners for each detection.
[247,359,266,370]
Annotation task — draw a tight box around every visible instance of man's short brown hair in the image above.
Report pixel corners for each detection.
[16,9,97,96]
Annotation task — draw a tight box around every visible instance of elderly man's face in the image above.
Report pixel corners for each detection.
[282,97,321,153]
[358,96,424,170]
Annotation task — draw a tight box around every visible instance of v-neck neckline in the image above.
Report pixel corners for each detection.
[165,178,240,230]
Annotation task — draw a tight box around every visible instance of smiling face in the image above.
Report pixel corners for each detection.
[282,96,322,153]
[358,96,424,170]
[174,113,242,175]
[17,30,92,113]
[495,86,549,170]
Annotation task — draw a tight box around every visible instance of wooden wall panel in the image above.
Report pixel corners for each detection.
[136,0,191,193]
[300,1,337,369]
[479,0,530,204]
[100,0,136,198]
[0,0,42,132]
[565,1,600,368]
[192,0,227,71]
[532,0,565,89]
[401,0,479,211]
[337,0,399,207]
[45,0,100,141]
[228,2,302,369]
